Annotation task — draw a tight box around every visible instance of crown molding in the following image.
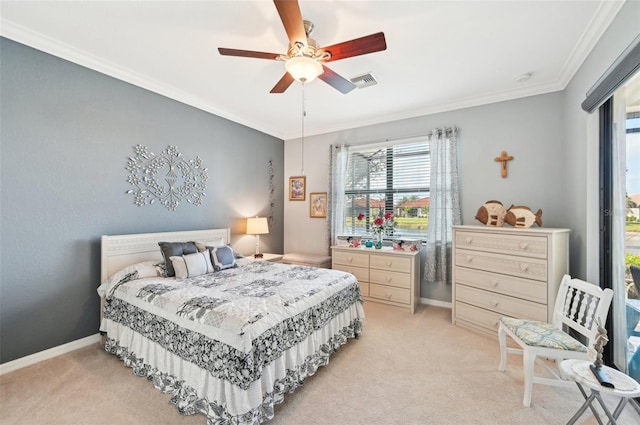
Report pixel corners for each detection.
[556,0,626,88]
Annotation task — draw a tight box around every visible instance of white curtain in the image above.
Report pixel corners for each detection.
[612,90,628,372]
[425,127,460,284]
[327,144,349,254]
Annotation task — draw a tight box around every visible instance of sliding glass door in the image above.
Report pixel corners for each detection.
[604,70,640,379]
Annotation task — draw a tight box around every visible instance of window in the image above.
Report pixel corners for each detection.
[342,138,429,238]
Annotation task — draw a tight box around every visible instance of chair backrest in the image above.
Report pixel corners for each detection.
[552,274,614,346]
[631,265,640,297]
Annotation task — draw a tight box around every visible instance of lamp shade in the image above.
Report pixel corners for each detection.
[285,56,323,83]
[246,217,269,235]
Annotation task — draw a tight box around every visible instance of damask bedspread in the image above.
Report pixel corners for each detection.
[98,258,364,424]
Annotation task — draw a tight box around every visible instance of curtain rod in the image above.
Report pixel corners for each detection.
[332,126,458,150]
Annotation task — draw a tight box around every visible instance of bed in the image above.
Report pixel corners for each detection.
[97,228,364,424]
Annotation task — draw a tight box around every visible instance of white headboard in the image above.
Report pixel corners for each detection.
[100,228,231,282]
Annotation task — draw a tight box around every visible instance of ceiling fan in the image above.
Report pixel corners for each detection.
[218,0,387,94]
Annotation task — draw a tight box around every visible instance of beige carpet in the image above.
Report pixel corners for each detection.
[1,301,639,425]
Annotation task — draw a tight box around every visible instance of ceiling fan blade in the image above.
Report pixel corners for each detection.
[273,0,307,48]
[318,65,357,94]
[270,73,295,93]
[218,48,281,60]
[318,32,387,62]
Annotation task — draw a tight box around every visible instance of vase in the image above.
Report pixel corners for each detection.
[374,233,383,249]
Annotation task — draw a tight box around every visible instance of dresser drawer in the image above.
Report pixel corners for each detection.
[369,283,410,305]
[455,231,547,259]
[332,250,370,268]
[358,282,370,297]
[370,254,411,273]
[455,301,502,333]
[370,269,411,289]
[456,248,547,281]
[456,284,547,321]
[332,264,369,283]
[454,267,546,304]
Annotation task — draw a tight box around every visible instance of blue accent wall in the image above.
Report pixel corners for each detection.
[0,38,284,363]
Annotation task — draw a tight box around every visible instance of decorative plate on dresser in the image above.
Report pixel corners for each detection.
[451,225,570,336]
[331,246,421,314]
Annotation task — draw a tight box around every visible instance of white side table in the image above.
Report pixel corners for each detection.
[560,359,640,425]
[252,253,283,263]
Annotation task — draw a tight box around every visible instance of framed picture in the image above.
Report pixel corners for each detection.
[289,176,306,201]
[309,192,327,218]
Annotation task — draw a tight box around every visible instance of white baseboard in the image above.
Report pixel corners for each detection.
[420,297,452,309]
[0,333,101,375]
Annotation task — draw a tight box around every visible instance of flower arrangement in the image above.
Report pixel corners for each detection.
[357,211,395,237]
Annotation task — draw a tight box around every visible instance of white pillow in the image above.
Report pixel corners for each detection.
[97,261,163,298]
[196,238,225,252]
[170,252,214,278]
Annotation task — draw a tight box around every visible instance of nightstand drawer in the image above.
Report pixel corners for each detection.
[456,248,547,281]
[333,264,369,283]
[369,284,410,305]
[454,267,546,304]
[455,231,547,258]
[370,269,410,289]
[332,250,370,268]
[456,284,546,321]
[370,255,411,273]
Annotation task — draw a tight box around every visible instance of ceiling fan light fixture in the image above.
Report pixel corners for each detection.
[285,56,323,83]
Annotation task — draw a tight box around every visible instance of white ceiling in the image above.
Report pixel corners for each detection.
[0,1,625,140]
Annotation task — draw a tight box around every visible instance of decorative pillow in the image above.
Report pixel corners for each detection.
[211,245,237,271]
[170,252,214,279]
[97,260,164,298]
[158,241,198,277]
[196,238,225,252]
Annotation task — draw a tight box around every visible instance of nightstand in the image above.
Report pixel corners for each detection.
[253,253,283,263]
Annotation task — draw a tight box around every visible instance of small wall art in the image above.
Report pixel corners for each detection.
[289,176,306,201]
[309,192,327,218]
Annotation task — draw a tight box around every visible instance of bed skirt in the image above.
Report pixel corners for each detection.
[103,303,363,425]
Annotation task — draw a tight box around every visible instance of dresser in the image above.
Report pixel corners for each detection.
[331,246,421,314]
[452,225,570,336]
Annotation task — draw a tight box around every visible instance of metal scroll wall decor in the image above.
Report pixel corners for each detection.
[268,159,275,227]
[126,144,208,211]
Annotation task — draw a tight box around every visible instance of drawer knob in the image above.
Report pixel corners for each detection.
[387,277,392,282]
[348,257,353,262]
[465,237,472,244]
[520,263,529,271]
[386,294,392,299]
[465,255,474,263]
[386,261,392,266]
[520,242,529,250]
[491,300,498,307]
[491,280,499,287]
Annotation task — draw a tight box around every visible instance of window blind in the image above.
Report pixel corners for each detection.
[343,139,430,238]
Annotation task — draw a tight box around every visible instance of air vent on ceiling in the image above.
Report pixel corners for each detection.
[350,73,378,89]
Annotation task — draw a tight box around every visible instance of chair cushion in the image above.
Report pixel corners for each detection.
[500,317,587,352]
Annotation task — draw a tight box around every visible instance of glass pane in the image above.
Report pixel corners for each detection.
[614,70,640,381]
[344,140,430,239]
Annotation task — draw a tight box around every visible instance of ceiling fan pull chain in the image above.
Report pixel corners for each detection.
[301,83,306,175]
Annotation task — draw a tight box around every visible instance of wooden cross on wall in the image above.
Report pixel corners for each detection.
[495,151,514,178]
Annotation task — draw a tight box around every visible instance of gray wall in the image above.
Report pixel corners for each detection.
[284,92,566,302]
[0,38,284,363]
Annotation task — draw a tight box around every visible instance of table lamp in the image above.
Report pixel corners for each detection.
[246,216,269,258]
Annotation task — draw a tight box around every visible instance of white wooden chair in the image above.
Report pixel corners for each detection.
[498,274,614,407]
